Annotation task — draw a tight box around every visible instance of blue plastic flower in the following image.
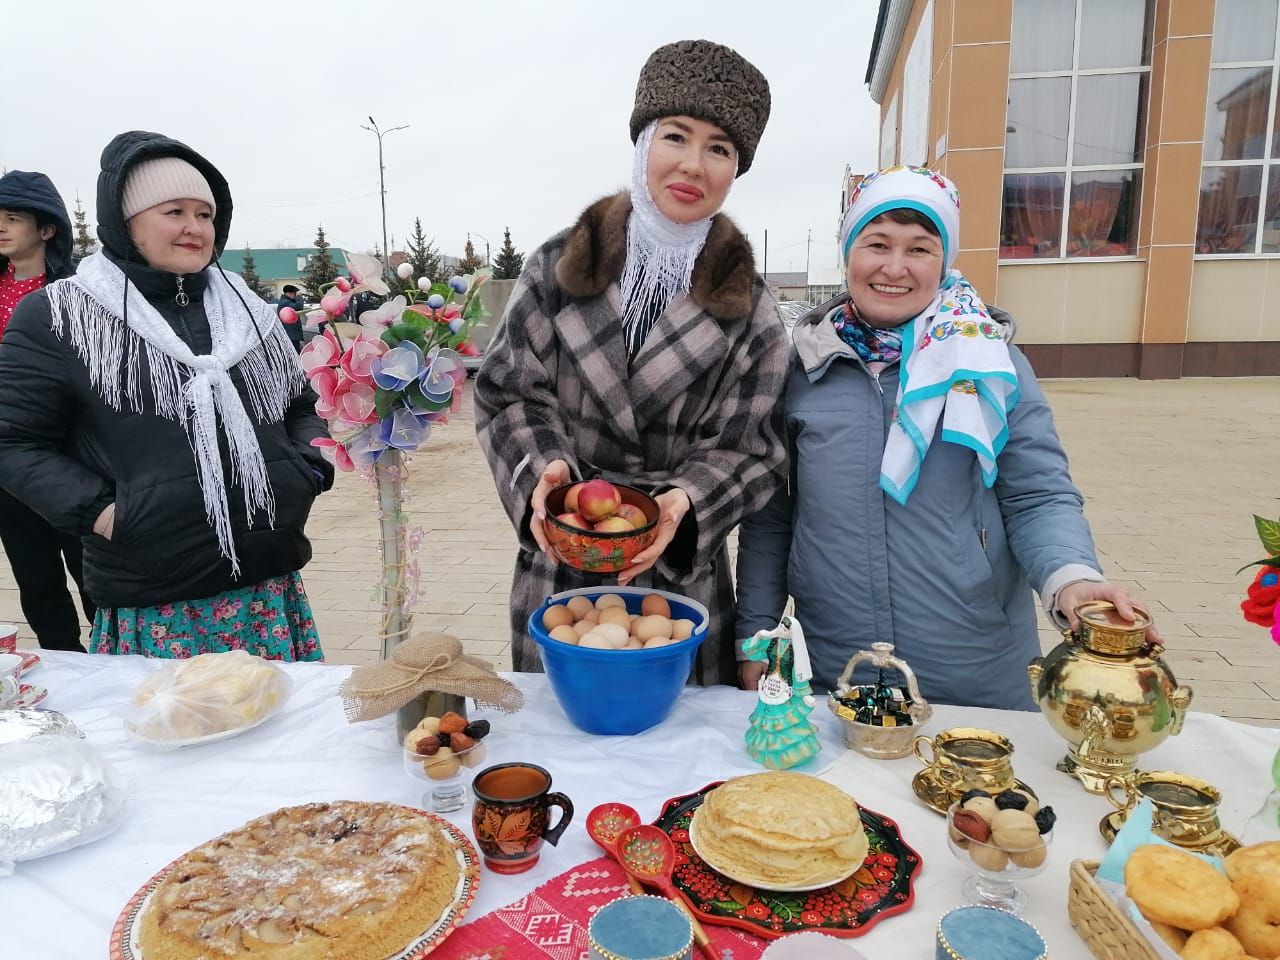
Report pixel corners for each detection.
[426,293,446,310]
[378,406,431,450]
[449,275,468,295]
[1264,572,1279,587]
[344,425,389,466]
[371,340,425,391]
[419,347,464,404]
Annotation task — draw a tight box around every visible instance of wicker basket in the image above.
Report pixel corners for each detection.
[1067,860,1162,960]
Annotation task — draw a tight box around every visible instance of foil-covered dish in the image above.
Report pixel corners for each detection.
[0,708,124,874]
[0,708,83,745]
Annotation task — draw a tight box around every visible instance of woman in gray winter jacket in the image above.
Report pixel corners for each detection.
[735,166,1156,709]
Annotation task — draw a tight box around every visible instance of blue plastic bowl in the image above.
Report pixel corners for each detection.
[528,587,709,736]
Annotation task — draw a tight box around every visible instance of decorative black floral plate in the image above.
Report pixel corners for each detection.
[654,782,921,940]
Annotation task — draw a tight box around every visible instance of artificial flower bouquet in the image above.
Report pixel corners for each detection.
[1241,515,1280,645]
[297,253,490,471]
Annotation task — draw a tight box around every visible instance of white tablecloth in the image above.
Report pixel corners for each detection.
[9,651,1280,958]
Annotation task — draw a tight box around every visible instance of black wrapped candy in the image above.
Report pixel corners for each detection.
[1034,805,1057,834]
[464,719,491,740]
[959,789,991,804]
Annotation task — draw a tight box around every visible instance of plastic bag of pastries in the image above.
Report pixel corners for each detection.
[123,650,292,745]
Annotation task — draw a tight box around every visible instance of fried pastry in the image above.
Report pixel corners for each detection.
[693,771,867,889]
[1124,844,1238,931]
[1180,926,1245,960]
[1224,840,1280,882]
[1223,873,1280,959]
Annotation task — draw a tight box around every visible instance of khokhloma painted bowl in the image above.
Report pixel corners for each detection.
[543,481,658,574]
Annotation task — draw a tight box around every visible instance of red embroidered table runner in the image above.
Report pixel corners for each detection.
[433,855,767,959]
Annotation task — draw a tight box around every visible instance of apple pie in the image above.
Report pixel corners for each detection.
[693,771,868,889]
[138,800,468,959]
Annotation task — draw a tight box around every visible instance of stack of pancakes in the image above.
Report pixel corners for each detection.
[693,772,868,888]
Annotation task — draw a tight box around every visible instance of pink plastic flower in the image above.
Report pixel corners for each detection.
[346,252,390,297]
[334,276,352,293]
[334,379,378,424]
[340,332,388,385]
[320,287,353,319]
[278,306,298,325]
[308,366,340,420]
[299,328,342,374]
[311,437,354,472]
[359,295,407,332]
[1272,615,1280,646]
[302,309,329,332]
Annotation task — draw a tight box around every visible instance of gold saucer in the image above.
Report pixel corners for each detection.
[912,769,1038,816]
[1099,810,1243,857]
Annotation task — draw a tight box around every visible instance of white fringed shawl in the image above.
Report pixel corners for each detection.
[46,253,304,574]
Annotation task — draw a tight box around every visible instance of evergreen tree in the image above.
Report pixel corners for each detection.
[491,226,524,279]
[454,236,484,275]
[301,225,339,298]
[71,198,96,265]
[400,217,442,292]
[239,247,272,299]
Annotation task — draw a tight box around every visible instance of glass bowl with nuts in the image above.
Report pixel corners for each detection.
[946,791,1055,915]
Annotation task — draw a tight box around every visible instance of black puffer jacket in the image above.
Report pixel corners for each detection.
[0,170,73,280]
[0,131,334,608]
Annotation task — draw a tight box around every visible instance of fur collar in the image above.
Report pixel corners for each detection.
[554,192,757,321]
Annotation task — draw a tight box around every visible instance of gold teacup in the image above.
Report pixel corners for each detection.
[1103,770,1230,851]
[913,728,1017,797]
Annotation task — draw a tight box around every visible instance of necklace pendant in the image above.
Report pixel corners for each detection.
[175,276,189,307]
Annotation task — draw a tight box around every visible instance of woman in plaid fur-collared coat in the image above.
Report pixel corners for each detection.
[476,40,790,685]
[474,188,789,685]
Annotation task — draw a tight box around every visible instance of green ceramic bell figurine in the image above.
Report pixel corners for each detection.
[744,615,821,769]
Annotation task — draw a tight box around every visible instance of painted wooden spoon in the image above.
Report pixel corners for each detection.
[586,802,644,895]
[616,824,723,960]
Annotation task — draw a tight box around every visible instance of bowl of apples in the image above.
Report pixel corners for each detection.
[543,479,659,574]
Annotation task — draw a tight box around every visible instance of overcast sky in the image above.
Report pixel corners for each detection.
[3,0,881,275]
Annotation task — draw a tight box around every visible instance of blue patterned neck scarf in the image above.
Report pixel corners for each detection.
[832,301,905,364]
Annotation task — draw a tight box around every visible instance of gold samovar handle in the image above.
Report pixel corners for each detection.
[1170,686,1193,735]
[1027,657,1044,706]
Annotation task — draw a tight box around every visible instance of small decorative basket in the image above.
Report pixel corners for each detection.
[827,642,931,759]
[1066,859,1162,960]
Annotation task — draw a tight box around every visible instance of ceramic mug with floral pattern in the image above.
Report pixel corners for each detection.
[471,762,574,874]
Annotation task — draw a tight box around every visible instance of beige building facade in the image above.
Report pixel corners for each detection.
[866,0,1280,377]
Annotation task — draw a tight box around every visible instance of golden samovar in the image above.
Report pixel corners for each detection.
[1027,600,1193,793]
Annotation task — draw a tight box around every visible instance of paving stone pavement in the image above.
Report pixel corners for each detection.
[3,378,1275,724]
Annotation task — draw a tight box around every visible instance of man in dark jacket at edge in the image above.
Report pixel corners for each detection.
[275,283,305,352]
[0,171,94,650]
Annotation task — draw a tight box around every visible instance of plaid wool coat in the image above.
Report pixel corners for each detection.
[474,192,790,685]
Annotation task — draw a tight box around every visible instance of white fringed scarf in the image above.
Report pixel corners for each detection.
[46,252,304,575]
[620,122,730,358]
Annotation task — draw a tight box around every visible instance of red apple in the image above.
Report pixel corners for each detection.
[577,479,622,522]
[564,482,585,513]
[593,516,634,534]
[557,512,589,529]
[614,503,649,529]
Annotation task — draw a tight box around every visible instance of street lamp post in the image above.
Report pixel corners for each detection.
[469,231,491,266]
[360,116,409,280]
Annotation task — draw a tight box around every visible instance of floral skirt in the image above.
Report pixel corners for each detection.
[91,572,323,661]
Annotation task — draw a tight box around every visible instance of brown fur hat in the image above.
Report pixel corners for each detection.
[629,40,771,176]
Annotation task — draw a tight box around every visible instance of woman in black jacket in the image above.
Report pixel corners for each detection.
[0,131,334,659]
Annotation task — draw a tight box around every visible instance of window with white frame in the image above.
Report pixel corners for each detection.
[1000,0,1152,260]
[1196,0,1280,255]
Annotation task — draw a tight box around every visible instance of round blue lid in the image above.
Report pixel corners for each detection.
[937,906,1046,960]
[590,895,692,959]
